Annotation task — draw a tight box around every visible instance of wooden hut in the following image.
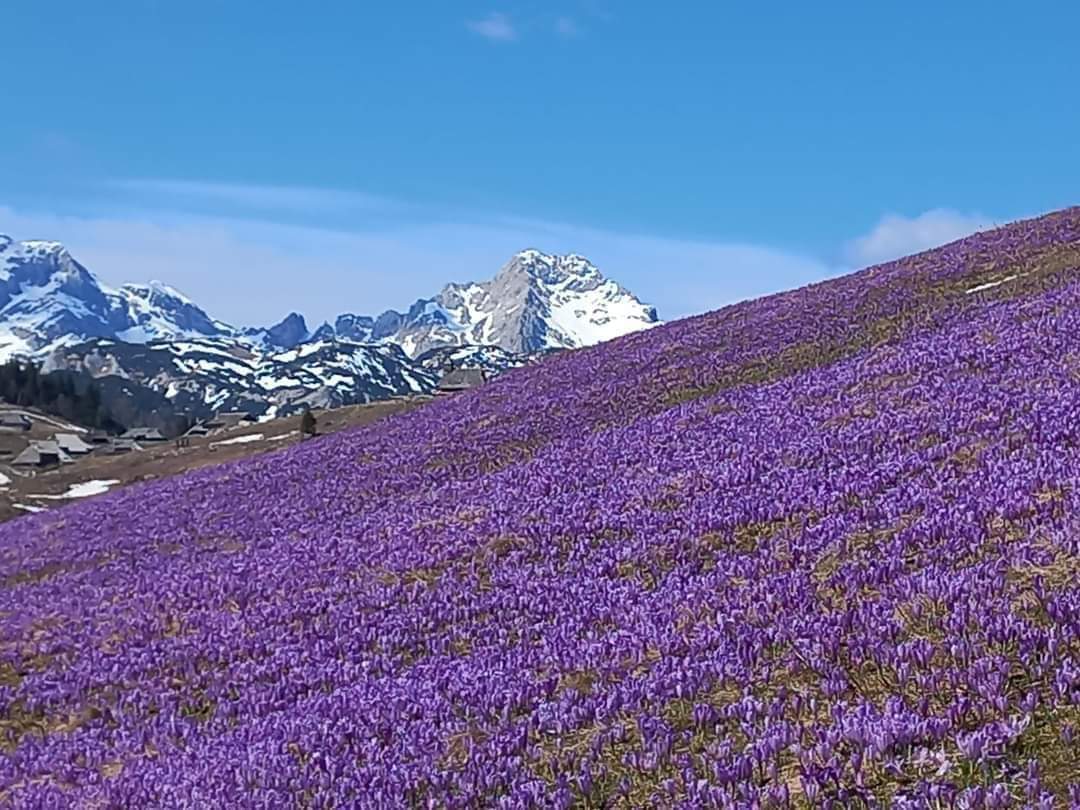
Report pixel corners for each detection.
[54,433,94,455]
[12,441,71,468]
[436,368,488,396]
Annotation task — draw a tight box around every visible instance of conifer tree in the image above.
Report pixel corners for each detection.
[301,408,317,437]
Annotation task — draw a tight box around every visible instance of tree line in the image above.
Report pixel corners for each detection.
[0,359,124,432]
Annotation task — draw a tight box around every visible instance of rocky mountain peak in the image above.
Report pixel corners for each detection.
[498,250,610,298]
[264,312,309,348]
[115,280,222,341]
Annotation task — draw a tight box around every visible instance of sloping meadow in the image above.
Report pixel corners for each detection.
[2,210,1080,807]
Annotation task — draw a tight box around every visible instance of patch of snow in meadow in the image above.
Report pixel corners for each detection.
[965,273,1025,295]
[212,433,264,446]
[30,479,120,500]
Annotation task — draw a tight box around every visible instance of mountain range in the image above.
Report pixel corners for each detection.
[0,234,659,424]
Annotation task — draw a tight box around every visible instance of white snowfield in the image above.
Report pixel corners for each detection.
[270,341,332,364]
[965,274,1019,295]
[211,433,264,446]
[210,430,301,448]
[29,479,120,500]
[545,275,662,347]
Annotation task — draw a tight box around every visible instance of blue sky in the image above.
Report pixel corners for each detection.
[2,1,1078,327]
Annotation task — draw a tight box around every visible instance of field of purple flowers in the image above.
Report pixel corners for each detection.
[3,209,1080,807]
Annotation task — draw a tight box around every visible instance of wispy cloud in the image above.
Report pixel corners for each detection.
[466,12,517,42]
[554,16,581,37]
[845,209,994,266]
[0,185,841,329]
[111,178,404,216]
[7,182,1012,334]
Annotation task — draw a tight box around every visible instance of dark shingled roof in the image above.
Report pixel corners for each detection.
[55,433,94,454]
[437,368,487,393]
[105,439,142,454]
[0,414,32,430]
[121,427,167,442]
[13,441,71,467]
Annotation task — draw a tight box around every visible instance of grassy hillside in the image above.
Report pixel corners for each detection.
[3,209,1080,806]
[0,400,428,524]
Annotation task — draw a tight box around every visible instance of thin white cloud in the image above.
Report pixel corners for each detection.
[554,16,581,37]
[466,12,517,42]
[112,178,403,215]
[0,200,840,330]
[845,209,994,266]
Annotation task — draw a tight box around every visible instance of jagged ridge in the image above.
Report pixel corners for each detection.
[0,236,658,418]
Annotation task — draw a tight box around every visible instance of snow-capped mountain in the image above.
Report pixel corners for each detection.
[0,236,659,360]
[0,234,659,423]
[0,237,130,358]
[0,237,232,357]
[45,337,439,422]
[115,281,231,342]
[315,250,660,356]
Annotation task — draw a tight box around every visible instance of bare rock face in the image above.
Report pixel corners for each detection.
[243,312,310,350]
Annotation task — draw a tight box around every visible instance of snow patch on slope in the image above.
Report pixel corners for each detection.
[965,274,1021,295]
[29,479,120,500]
[212,433,264,446]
